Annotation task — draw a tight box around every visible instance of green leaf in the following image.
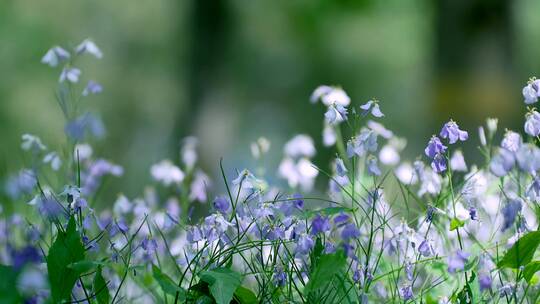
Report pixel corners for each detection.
[46,216,86,302]
[199,268,242,304]
[0,265,21,303]
[497,231,540,269]
[152,265,186,299]
[523,261,540,283]
[450,218,465,231]
[67,260,106,273]
[304,250,347,296]
[234,286,257,304]
[93,267,110,304]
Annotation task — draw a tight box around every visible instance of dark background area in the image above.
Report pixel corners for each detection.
[1,0,539,202]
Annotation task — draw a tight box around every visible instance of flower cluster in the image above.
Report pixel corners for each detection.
[1,40,540,304]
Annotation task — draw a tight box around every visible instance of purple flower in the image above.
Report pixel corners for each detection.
[142,236,158,252]
[469,207,478,220]
[311,215,330,235]
[333,213,349,226]
[447,250,469,273]
[526,177,540,202]
[440,120,468,144]
[273,268,287,287]
[10,245,42,269]
[502,199,522,231]
[341,223,360,240]
[424,136,446,159]
[399,285,413,301]
[418,239,433,257]
[335,158,348,177]
[430,153,447,173]
[82,80,103,96]
[479,274,492,291]
[76,39,103,58]
[360,100,384,118]
[523,78,540,104]
[296,234,314,255]
[405,262,413,281]
[292,193,304,210]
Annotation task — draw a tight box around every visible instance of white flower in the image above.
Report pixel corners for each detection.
[450,150,467,172]
[74,143,93,161]
[41,46,70,67]
[75,39,103,58]
[181,137,198,169]
[322,124,337,147]
[21,134,46,152]
[251,137,271,159]
[284,135,315,158]
[310,85,351,107]
[395,163,417,185]
[151,160,185,186]
[43,152,62,171]
[113,195,132,215]
[59,67,81,83]
[379,145,400,166]
[278,157,318,192]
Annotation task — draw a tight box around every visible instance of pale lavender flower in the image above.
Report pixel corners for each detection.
[440,120,468,144]
[522,78,540,104]
[367,120,393,139]
[366,155,381,176]
[273,268,287,287]
[82,80,103,96]
[347,129,378,158]
[142,236,158,252]
[5,169,37,200]
[65,113,106,140]
[424,136,446,159]
[41,46,70,67]
[335,158,348,177]
[501,131,522,152]
[516,144,540,173]
[526,176,540,202]
[75,39,103,58]
[324,104,348,124]
[59,67,81,83]
[524,109,540,137]
[405,262,413,281]
[278,157,318,192]
[189,170,211,202]
[151,160,184,186]
[418,239,433,257]
[489,148,515,177]
[360,99,384,118]
[310,85,332,103]
[447,250,469,273]
[284,135,316,158]
[295,234,314,255]
[181,136,199,169]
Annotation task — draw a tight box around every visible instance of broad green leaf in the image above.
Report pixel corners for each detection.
[523,261,540,283]
[0,265,21,303]
[93,267,110,304]
[450,218,465,231]
[199,268,242,304]
[47,216,86,302]
[497,231,540,269]
[233,286,257,304]
[152,265,186,300]
[304,250,347,295]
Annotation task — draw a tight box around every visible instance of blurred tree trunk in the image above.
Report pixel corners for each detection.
[433,0,519,133]
[172,0,231,151]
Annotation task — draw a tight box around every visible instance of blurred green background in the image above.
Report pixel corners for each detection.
[1,0,540,199]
